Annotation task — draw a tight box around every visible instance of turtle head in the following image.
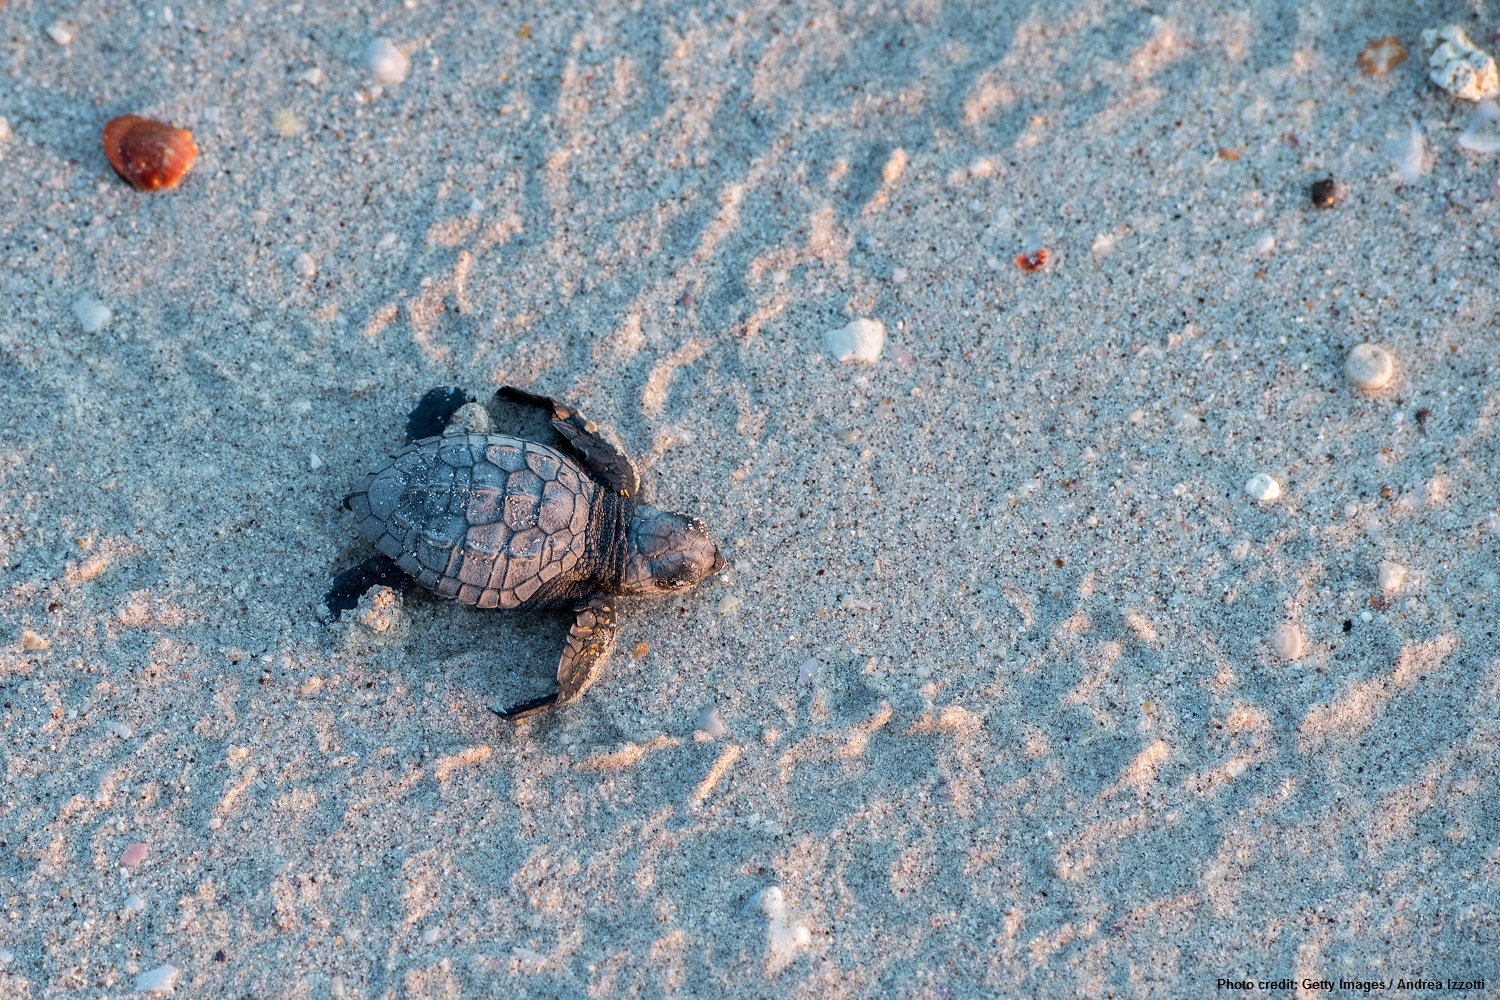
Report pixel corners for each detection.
[620,505,724,596]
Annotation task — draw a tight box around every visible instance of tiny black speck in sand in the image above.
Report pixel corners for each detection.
[1310,177,1337,208]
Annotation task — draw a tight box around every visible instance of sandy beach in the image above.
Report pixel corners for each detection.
[2,0,1497,995]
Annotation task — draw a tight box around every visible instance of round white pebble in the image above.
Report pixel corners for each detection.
[1270,624,1304,661]
[47,21,75,45]
[366,38,410,84]
[1244,473,1281,503]
[1377,560,1407,594]
[294,252,317,279]
[421,926,441,944]
[825,318,886,364]
[1254,233,1275,256]
[1344,344,1394,391]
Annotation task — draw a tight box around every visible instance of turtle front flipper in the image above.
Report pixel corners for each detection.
[494,386,640,498]
[490,595,618,721]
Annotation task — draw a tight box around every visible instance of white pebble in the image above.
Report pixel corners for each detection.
[1458,99,1500,153]
[294,252,317,279]
[0,117,10,141]
[1344,344,1394,390]
[106,720,133,738]
[47,21,75,45]
[1253,233,1275,256]
[1244,473,1281,503]
[797,657,820,684]
[161,6,173,23]
[824,318,886,364]
[294,66,324,86]
[1392,122,1426,182]
[73,295,112,334]
[270,108,302,137]
[122,894,145,913]
[890,266,908,284]
[135,964,178,993]
[1270,625,1304,662]
[207,817,222,830]
[366,38,410,85]
[308,452,323,471]
[421,926,441,944]
[1377,560,1407,594]
[695,707,727,739]
[1421,26,1500,101]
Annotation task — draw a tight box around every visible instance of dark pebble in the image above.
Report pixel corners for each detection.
[1310,177,1337,208]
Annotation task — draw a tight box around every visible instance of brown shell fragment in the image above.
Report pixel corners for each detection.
[1014,248,1048,273]
[1356,37,1407,77]
[102,115,197,191]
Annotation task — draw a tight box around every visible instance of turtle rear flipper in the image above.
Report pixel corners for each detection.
[325,554,415,615]
[491,595,617,721]
[405,387,474,443]
[494,386,640,498]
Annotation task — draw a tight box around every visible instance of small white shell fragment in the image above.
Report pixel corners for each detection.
[1270,625,1304,662]
[295,66,324,86]
[106,720,133,738]
[1344,344,1395,390]
[47,21,75,45]
[294,252,317,278]
[1421,26,1500,101]
[421,926,441,944]
[718,594,742,614]
[1244,473,1281,503]
[308,452,323,470]
[753,886,811,973]
[73,295,112,334]
[366,38,410,84]
[1458,100,1500,153]
[1377,560,1407,594]
[1254,232,1275,256]
[135,964,178,993]
[797,657,820,684]
[122,893,145,913]
[695,707,727,739]
[825,318,886,364]
[1391,122,1426,182]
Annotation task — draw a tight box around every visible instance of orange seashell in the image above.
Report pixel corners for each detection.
[102,115,197,191]
[1014,248,1047,273]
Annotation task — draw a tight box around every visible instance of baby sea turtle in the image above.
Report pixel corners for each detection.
[328,386,723,720]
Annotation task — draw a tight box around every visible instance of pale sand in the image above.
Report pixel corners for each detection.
[1,0,1498,995]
